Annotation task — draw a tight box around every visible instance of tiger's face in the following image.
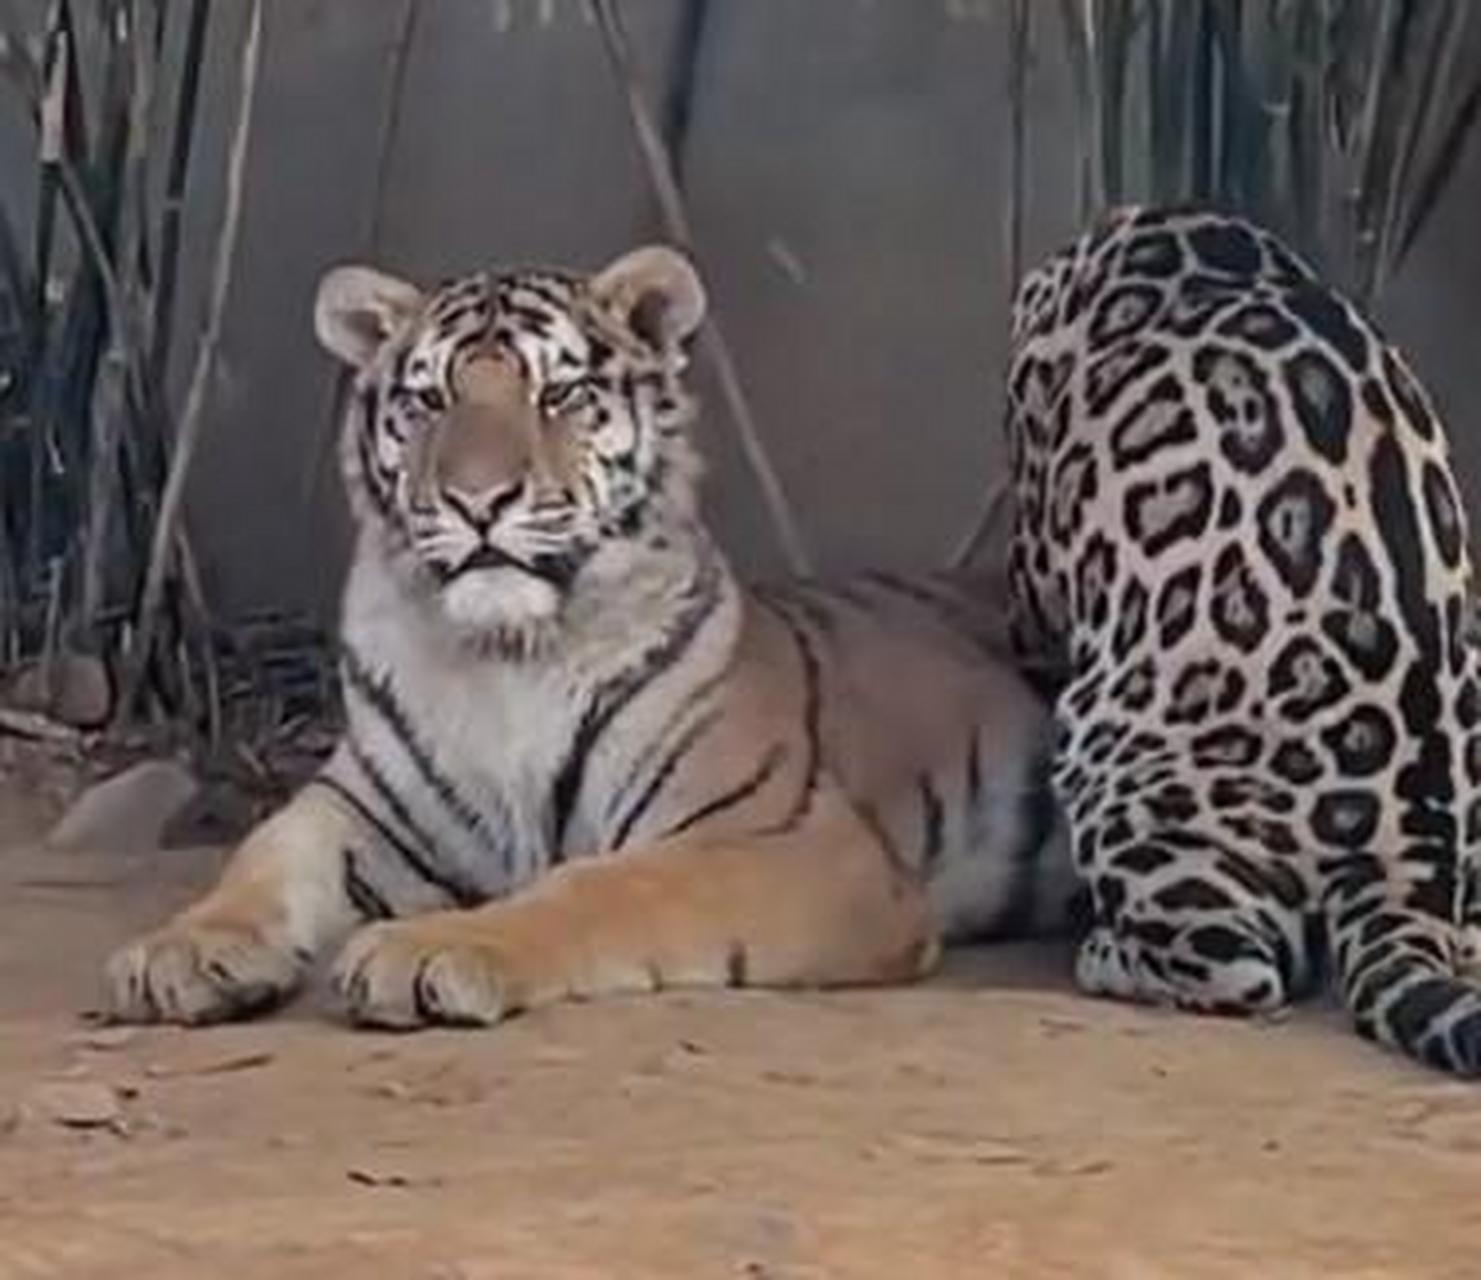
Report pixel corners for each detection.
[314,247,707,646]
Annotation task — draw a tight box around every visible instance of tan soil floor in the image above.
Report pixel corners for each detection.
[3,803,1481,1278]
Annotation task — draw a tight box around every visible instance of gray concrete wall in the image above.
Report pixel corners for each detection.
[159,0,1481,621]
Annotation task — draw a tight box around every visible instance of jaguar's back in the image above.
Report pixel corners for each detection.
[1006,205,1481,1074]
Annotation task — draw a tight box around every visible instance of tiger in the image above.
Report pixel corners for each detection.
[102,244,1073,1029]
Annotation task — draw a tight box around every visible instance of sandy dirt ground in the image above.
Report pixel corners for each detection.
[4,794,1481,1279]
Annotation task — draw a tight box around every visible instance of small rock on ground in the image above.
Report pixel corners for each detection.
[46,759,201,853]
[30,1080,124,1129]
[2,652,111,728]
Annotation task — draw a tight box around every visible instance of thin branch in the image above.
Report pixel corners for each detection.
[0,704,83,743]
[592,0,812,576]
[364,0,423,282]
[661,0,711,184]
[949,0,1028,573]
[948,478,1011,571]
[1003,0,1028,295]
[176,531,221,744]
[119,0,263,721]
[303,0,422,517]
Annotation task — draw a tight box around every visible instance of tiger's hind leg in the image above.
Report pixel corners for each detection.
[331,791,937,1030]
[1070,820,1312,1017]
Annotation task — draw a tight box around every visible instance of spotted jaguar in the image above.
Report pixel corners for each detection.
[1005,205,1481,1074]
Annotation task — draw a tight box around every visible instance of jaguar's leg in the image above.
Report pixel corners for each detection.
[1458,726,1481,981]
[330,791,937,1030]
[1070,817,1310,1016]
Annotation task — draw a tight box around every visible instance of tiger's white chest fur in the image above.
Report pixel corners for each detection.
[326,530,740,901]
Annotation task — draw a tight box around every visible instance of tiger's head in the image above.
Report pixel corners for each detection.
[314,246,707,649]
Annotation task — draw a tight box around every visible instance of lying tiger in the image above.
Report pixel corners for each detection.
[104,245,1071,1028]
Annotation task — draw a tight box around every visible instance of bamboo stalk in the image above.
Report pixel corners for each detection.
[1095,0,1133,204]
[0,8,155,449]
[77,0,155,638]
[181,536,222,745]
[1057,0,1095,219]
[661,0,711,183]
[948,0,1028,573]
[1004,0,1028,290]
[23,7,67,581]
[78,343,124,626]
[1371,5,1442,296]
[53,154,151,451]
[1375,1,1473,295]
[119,0,263,721]
[1349,0,1401,300]
[1189,0,1216,200]
[146,0,209,391]
[1147,0,1168,199]
[364,0,423,274]
[948,479,1012,571]
[123,0,157,318]
[0,190,34,361]
[39,551,61,698]
[592,0,811,576]
[1282,0,1322,256]
[1398,68,1481,266]
[303,0,421,518]
[0,511,18,664]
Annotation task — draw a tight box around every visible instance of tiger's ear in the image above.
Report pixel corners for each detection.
[314,264,424,369]
[588,245,706,353]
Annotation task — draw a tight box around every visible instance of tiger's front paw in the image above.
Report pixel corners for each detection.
[104,919,305,1025]
[331,919,523,1030]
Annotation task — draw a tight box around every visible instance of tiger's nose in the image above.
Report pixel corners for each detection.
[434,403,531,495]
[442,482,523,533]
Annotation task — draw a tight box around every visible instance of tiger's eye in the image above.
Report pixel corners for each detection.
[538,380,595,416]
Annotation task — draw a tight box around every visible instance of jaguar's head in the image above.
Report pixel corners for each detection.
[314,246,707,647]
